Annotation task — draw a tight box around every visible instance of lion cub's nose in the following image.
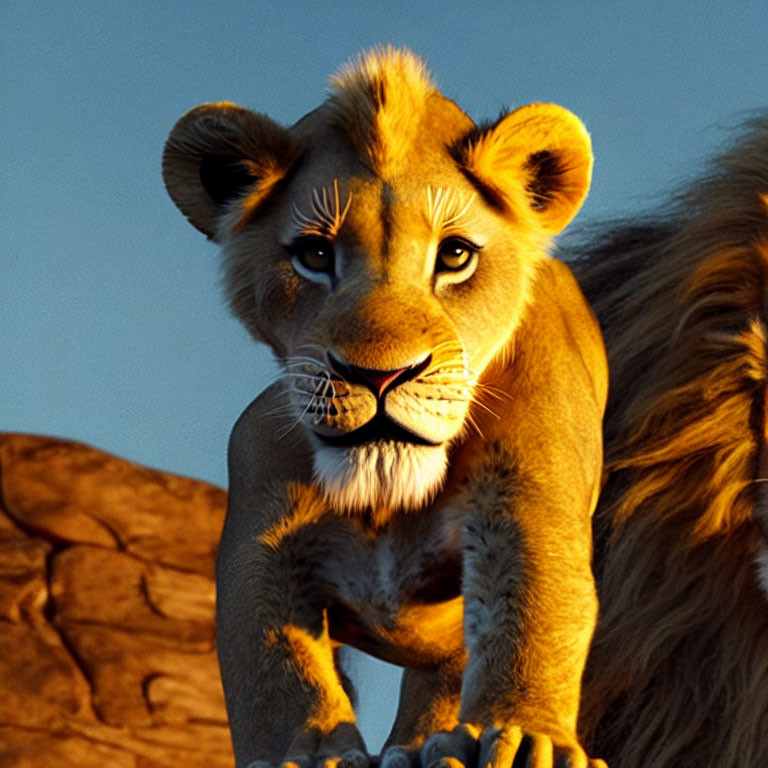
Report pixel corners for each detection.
[328,353,431,399]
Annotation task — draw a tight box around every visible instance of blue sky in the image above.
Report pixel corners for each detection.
[3,0,767,750]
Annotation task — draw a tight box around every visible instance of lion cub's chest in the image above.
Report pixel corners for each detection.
[322,507,466,667]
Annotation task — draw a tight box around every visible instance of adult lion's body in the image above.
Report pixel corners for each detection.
[164,49,607,768]
[572,117,768,767]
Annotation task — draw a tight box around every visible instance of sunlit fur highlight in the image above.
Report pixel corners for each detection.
[266,623,356,734]
[327,47,436,176]
[572,114,768,768]
[425,186,477,235]
[457,103,593,235]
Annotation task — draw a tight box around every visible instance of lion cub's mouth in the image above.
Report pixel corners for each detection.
[313,411,441,448]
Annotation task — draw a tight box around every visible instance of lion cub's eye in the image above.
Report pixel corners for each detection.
[287,236,335,282]
[436,237,479,274]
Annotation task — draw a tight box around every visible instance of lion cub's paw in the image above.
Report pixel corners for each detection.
[380,745,419,768]
[314,748,369,768]
[418,725,607,768]
[419,724,479,768]
[246,723,369,768]
[476,727,607,768]
[276,747,368,768]
[246,749,367,768]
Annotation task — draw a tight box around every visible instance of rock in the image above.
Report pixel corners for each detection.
[0,434,232,767]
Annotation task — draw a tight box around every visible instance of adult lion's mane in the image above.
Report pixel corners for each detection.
[572,114,768,768]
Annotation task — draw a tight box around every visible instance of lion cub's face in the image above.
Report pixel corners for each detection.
[259,163,514,512]
[163,50,592,512]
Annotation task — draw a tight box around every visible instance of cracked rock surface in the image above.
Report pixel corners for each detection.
[0,433,233,767]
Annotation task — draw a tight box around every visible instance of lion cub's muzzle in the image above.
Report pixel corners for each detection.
[317,353,437,447]
[288,346,473,448]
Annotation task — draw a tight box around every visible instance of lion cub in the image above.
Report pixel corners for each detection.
[164,48,607,768]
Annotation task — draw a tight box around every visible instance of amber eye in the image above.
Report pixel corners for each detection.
[436,237,479,273]
[288,236,335,277]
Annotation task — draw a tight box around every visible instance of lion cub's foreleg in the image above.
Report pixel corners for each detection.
[393,445,605,768]
[219,523,365,766]
[374,445,605,768]
[218,401,369,768]
[411,264,609,768]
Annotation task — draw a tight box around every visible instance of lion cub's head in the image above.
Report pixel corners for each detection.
[163,48,592,513]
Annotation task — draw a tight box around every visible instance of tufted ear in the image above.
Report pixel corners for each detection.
[457,103,592,235]
[162,102,300,239]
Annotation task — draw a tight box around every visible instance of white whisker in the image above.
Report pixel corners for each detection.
[464,408,486,441]
[283,357,328,368]
[295,342,328,354]
[474,382,514,403]
[286,373,335,385]
[258,404,296,421]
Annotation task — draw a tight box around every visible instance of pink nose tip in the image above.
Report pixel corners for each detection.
[328,354,432,398]
[357,366,412,398]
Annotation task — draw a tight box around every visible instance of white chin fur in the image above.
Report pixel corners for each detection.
[312,440,449,512]
[756,543,768,602]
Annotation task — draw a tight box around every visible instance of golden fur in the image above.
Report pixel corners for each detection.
[572,116,768,768]
[164,48,607,768]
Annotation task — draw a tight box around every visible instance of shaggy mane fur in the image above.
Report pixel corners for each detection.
[571,115,768,768]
